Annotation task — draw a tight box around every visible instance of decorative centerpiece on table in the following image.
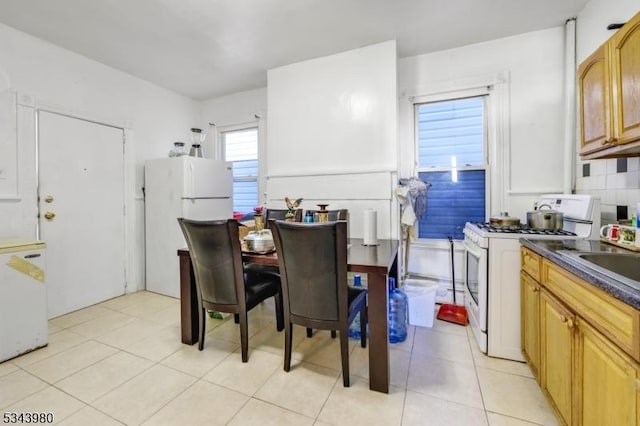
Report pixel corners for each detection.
[253,206,265,231]
[284,197,303,221]
[244,206,275,253]
[316,203,329,222]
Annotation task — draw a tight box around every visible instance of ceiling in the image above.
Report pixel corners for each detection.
[0,0,591,100]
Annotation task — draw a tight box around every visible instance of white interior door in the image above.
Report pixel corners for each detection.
[38,111,126,318]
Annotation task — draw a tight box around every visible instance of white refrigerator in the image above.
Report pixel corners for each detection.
[144,157,233,298]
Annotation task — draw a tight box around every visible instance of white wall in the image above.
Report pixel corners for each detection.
[399,27,567,219]
[266,41,399,240]
[0,22,202,291]
[398,27,568,283]
[201,88,268,203]
[201,88,267,129]
[574,1,640,224]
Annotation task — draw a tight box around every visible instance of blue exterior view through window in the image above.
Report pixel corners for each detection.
[415,95,487,240]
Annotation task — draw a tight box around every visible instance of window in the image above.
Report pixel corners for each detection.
[221,127,258,214]
[416,95,487,240]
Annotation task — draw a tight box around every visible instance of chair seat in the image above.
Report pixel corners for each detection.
[244,263,280,277]
[244,274,280,310]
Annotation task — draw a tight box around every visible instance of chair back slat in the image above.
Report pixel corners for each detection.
[272,221,348,322]
[178,219,243,306]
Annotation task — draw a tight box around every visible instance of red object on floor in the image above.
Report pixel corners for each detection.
[436,303,468,326]
[438,235,468,326]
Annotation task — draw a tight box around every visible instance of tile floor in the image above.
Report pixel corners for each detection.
[0,291,559,425]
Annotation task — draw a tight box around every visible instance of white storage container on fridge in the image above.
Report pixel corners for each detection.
[0,239,47,362]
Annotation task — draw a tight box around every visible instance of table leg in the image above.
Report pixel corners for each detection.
[179,252,198,345]
[367,271,390,393]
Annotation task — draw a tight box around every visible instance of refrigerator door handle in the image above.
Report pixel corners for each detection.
[188,161,195,197]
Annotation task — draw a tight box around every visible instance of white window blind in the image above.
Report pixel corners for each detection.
[416,95,487,239]
[222,128,258,214]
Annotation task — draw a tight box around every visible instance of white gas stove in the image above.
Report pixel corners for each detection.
[463,194,600,361]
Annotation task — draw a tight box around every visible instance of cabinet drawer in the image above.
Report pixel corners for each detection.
[542,259,640,362]
[521,247,542,281]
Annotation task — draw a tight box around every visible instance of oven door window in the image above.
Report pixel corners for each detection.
[466,250,480,305]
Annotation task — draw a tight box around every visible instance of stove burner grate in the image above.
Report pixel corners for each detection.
[471,222,577,236]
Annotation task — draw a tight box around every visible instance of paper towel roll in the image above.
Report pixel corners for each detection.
[363,209,378,246]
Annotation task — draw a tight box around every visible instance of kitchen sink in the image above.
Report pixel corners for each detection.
[557,251,640,291]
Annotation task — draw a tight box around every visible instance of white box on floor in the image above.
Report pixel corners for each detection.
[404,280,438,328]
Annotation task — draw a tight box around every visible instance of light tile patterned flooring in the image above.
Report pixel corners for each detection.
[0,291,559,425]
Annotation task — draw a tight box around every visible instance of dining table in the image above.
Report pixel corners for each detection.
[177,237,399,393]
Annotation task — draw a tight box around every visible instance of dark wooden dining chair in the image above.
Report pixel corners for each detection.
[177,218,284,362]
[271,220,367,387]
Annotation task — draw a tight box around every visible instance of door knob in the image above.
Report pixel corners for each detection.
[43,195,54,203]
[43,211,56,220]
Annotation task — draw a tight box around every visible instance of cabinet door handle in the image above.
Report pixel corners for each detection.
[532,287,539,293]
[560,315,574,328]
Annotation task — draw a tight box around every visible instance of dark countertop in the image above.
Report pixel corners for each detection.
[519,238,640,310]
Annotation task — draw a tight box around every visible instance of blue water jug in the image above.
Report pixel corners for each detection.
[348,275,364,340]
[388,277,408,343]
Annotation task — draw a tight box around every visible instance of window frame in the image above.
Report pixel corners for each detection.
[216,122,260,214]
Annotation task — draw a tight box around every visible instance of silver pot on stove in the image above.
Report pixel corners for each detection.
[526,204,563,231]
[489,212,521,227]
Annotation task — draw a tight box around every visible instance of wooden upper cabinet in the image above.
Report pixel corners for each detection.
[580,10,640,159]
[578,44,611,155]
[610,11,640,145]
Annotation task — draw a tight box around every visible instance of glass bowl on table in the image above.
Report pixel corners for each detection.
[243,229,275,254]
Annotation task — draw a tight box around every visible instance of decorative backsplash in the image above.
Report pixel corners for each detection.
[576,157,640,225]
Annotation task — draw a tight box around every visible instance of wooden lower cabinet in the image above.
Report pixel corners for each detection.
[521,271,540,378]
[520,247,640,425]
[576,319,639,426]
[540,288,575,425]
